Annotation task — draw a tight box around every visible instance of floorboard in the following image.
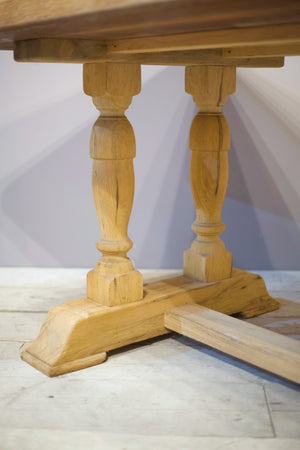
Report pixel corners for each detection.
[1,269,299,449]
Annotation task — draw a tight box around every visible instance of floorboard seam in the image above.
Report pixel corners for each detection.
[263,385,276,438]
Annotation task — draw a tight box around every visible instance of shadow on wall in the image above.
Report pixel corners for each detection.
[128,66,196,268]
[0,108,97,267]
[1,67,299,269]
[1,67,195,268]
[223,74,300,269]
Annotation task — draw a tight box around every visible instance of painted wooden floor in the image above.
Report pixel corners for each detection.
[0,269,300,450]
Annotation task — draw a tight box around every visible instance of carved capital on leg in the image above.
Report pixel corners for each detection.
[83,63,143,306]
[184,66,236,282]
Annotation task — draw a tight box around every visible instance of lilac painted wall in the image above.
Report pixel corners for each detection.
[0,53,299,269]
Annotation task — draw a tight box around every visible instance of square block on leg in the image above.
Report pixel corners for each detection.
[183,249,232,282]
[87,269,143,306]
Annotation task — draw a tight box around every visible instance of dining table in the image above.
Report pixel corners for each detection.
[0,0,299,381]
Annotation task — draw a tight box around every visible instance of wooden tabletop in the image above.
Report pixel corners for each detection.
[1,0,300,51]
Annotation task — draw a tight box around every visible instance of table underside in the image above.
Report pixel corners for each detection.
[0,0,300,66]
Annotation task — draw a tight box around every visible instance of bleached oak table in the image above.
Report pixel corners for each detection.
[0,0,300,379]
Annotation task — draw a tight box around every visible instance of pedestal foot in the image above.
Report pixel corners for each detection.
[21,269,279,376]
[22,345,106,377]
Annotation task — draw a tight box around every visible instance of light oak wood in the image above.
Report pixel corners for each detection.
[222,42,300,58]
[83,63,143,306]
[165,304,300,384]
[21,345,107,377]
[14,38,106,63]
[14,38,285,67]
[1,1,300,49]
[107,24,300,54]
[1,0,299,383]
[20,269,279,376]
[183,66,235,282]
[108,54,284,67]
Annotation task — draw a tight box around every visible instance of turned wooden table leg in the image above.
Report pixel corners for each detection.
[184,66,235,282]
[20,62,279,377]
[83,63,143,306]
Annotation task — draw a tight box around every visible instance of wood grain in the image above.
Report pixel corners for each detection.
[1,1,300,49]
[14,38,106,63]
[14,38,285,67]
[222,43,300,58]
[107,24,300,54]
[183,66,234,282]
[165,304,300,384]
[83,63,143,306]
[21,269,279,376]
